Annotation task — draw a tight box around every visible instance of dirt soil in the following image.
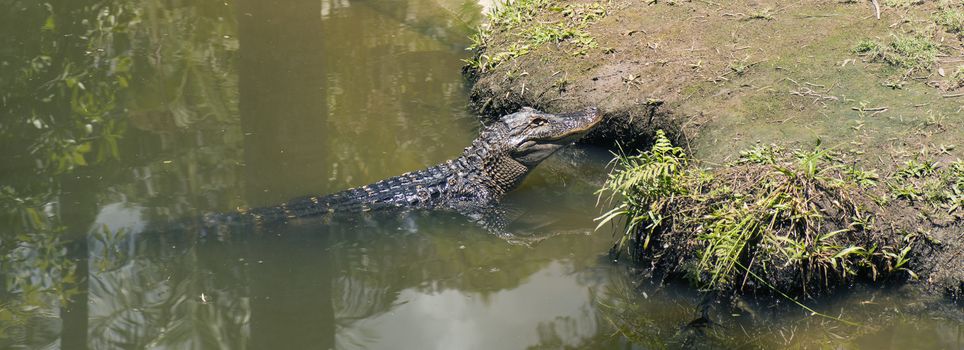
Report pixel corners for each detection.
[466,0,963,298]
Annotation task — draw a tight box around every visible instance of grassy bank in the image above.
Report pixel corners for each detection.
[597,131,962,297]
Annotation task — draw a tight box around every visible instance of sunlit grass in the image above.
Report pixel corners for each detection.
[464,0,607,73]
[597,132,959,294]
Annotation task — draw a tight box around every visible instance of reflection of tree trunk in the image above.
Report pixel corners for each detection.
[60,239,89,350]
[55,1,100,345]
[237,0,329,204]
[237,0,334,348]
[60,174,96,350]
[247,232,336,350]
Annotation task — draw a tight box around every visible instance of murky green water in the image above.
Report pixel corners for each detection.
[1,0,961,349]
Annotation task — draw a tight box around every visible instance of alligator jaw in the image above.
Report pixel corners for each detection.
[550,107,602,141]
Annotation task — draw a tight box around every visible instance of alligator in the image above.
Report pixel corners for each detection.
[201,106,602,229]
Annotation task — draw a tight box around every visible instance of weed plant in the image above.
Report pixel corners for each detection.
[597,132,959,295]
[464,0,607,73]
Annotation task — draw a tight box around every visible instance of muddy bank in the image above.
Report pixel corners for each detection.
[465,0,963,298]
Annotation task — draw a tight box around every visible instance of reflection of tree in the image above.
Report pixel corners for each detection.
[0,0,243,347]
[349,0,482,51]
[236,0,335,347]
[0,0,126,346]
[86,232,250,349]
[0,0,131,176]
[59,174,98,350]
[319,0,479,190]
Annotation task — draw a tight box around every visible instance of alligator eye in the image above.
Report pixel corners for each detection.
[531,117,547,126]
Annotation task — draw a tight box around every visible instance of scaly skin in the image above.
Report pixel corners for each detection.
[202,107,602,227]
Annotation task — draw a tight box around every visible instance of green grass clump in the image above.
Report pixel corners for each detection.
[597,132,936,294]
[884,0,923,7]
[854,36,939,71]
[935,8,964,34]
[950,65,964,88]
[853,40,883,57]
[596,131,689,252]
[465,1,606,73]
[886,157,964,217]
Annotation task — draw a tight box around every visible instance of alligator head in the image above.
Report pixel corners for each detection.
[502,106,602,168]
[462,106,602,196]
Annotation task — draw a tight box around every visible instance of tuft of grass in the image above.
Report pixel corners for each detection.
[853,40,883,57]
[935,8,964,34]
[596,131,688,252]
[883,0,923,7]
[846,166,880,188]
[895,158,937,179]
[950,65,964,89]
[746,8,774,20]
[488,0,552,29]
[464,0,606,73]
[464,42,530,73]
[886,158,964,215]
[596,132,939,295]
[886,36,939,69]
[739,144,779,165]
[853,36,939,71]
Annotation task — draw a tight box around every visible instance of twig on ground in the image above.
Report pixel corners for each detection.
[851,106,888,112]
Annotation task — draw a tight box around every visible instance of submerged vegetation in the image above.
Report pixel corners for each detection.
[598,131,962,296]
[464,0,607,73]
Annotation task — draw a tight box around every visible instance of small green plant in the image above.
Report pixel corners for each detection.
[463,43,530,73]
[854,36,940,71]
[846,166,880,188]
[887,36,939,69]
[464,0,606,72]
[553,75,569,91]
[596,130,688,252]
[853,40,883,56]
[488,0,552,29]
[949,65,964,89]
[739,144,779,165]
[895,158,937,179]
[597,132,940,294]
[792,142,838,180]
[934,8,964,34]
[884,0,923,7]
[946,160,964,213]
[890,183,922,201]
[747,8,774,20]
[560,2,606,23]
[728,59,754,76]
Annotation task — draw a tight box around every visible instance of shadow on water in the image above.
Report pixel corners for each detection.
[1,0,963,349]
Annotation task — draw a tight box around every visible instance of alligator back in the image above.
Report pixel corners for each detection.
[195,161,491,230]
